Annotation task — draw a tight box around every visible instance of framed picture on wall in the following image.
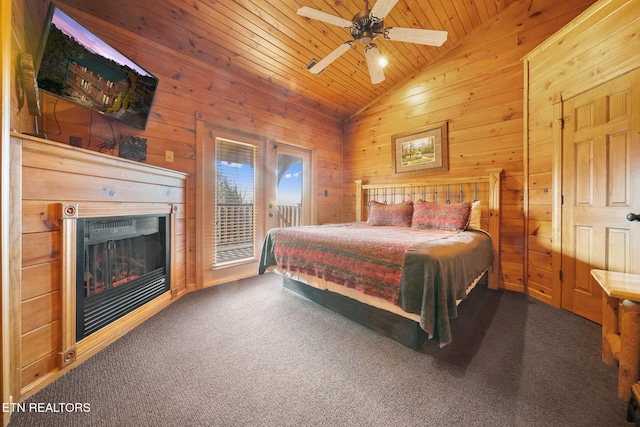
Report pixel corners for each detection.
[392,122,448,175]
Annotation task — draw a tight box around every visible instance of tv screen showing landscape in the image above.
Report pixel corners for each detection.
[35,4,159,130]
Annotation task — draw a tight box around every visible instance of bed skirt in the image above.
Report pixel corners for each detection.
[282,277,432,350]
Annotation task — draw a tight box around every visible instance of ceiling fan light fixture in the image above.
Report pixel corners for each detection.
[299,0,447,84]
[359,32,374,45]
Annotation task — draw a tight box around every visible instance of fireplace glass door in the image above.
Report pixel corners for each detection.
[76,214,170,340]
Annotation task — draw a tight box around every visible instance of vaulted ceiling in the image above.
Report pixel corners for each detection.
[56,0,519,121]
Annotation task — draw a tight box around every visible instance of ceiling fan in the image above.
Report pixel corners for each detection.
[298,0,448,84]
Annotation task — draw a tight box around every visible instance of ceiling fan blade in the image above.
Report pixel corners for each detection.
[370,0,399,21]
[384,27,448,46]
[364,44,385,84]
[297,6,352,28]
[308,42,353,74]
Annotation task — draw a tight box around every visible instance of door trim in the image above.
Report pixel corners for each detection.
[551,101,563,308]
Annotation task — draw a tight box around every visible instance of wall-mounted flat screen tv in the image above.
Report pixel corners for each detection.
[35,3,159,130]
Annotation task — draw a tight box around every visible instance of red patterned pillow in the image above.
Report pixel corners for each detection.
[368,200,414,227]
[412,201,472,230]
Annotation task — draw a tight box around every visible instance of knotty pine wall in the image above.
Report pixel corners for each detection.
[16,0,345,292]
[524,0,640,307]
[342,0,596,292]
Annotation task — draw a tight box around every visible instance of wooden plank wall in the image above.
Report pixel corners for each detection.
[342,0,596,292]
[20,0,345,291]
[524,0,640,306]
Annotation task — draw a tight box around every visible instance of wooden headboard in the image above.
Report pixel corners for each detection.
[354,168,502,289]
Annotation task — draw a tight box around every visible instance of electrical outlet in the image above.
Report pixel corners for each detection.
[165,150,174,162]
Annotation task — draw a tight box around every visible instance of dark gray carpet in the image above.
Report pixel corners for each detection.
[9,273,628,426]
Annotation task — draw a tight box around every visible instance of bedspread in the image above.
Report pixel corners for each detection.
[258,223,494,346]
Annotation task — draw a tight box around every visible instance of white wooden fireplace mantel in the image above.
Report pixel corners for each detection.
[8,133,188,400]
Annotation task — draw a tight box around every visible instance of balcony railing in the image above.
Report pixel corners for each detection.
[214,203,302,264]
[276,205,302,228]
[215,203,254,264]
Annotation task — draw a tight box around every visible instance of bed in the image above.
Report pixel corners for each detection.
[258,169,502,349]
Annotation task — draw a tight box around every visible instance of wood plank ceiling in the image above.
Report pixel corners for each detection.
[60,0,519,122]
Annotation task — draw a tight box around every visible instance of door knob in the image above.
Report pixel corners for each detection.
[627,213,640,222]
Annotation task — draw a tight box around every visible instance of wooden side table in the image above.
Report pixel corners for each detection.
[591,269,640,400]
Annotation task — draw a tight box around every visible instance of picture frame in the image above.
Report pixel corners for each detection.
[391,122,448,175]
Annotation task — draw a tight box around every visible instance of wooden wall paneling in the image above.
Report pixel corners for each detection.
[24,173,183,205]
[342,0,596,291]
[20,354,55,392]
[4,0,21,421]
[5,136,23,420]
[38,95,94,148]
[525,0,640,307]
[527,1,638,95]
[21,261,60,301]
[21,291,60,335]
[21,321,60,368]
[21,230,59,267]
[518,5,589,45]
[528,265,554,297]
[343,78,524,163]
[21,144,188,189]
[21,201,60,233]
[346,64,524,137]
[21,202,61,348]
[172,205,187,295]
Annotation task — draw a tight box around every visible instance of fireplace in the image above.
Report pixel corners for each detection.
[75,214,170,340]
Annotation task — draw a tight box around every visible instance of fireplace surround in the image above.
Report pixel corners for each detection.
[14,135,188,403]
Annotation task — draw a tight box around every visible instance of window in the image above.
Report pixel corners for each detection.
[275,146,312,227]
[213,138,256,266]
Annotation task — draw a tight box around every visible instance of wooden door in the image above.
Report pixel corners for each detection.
[561,69,640,323]
[199,123,266,287]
